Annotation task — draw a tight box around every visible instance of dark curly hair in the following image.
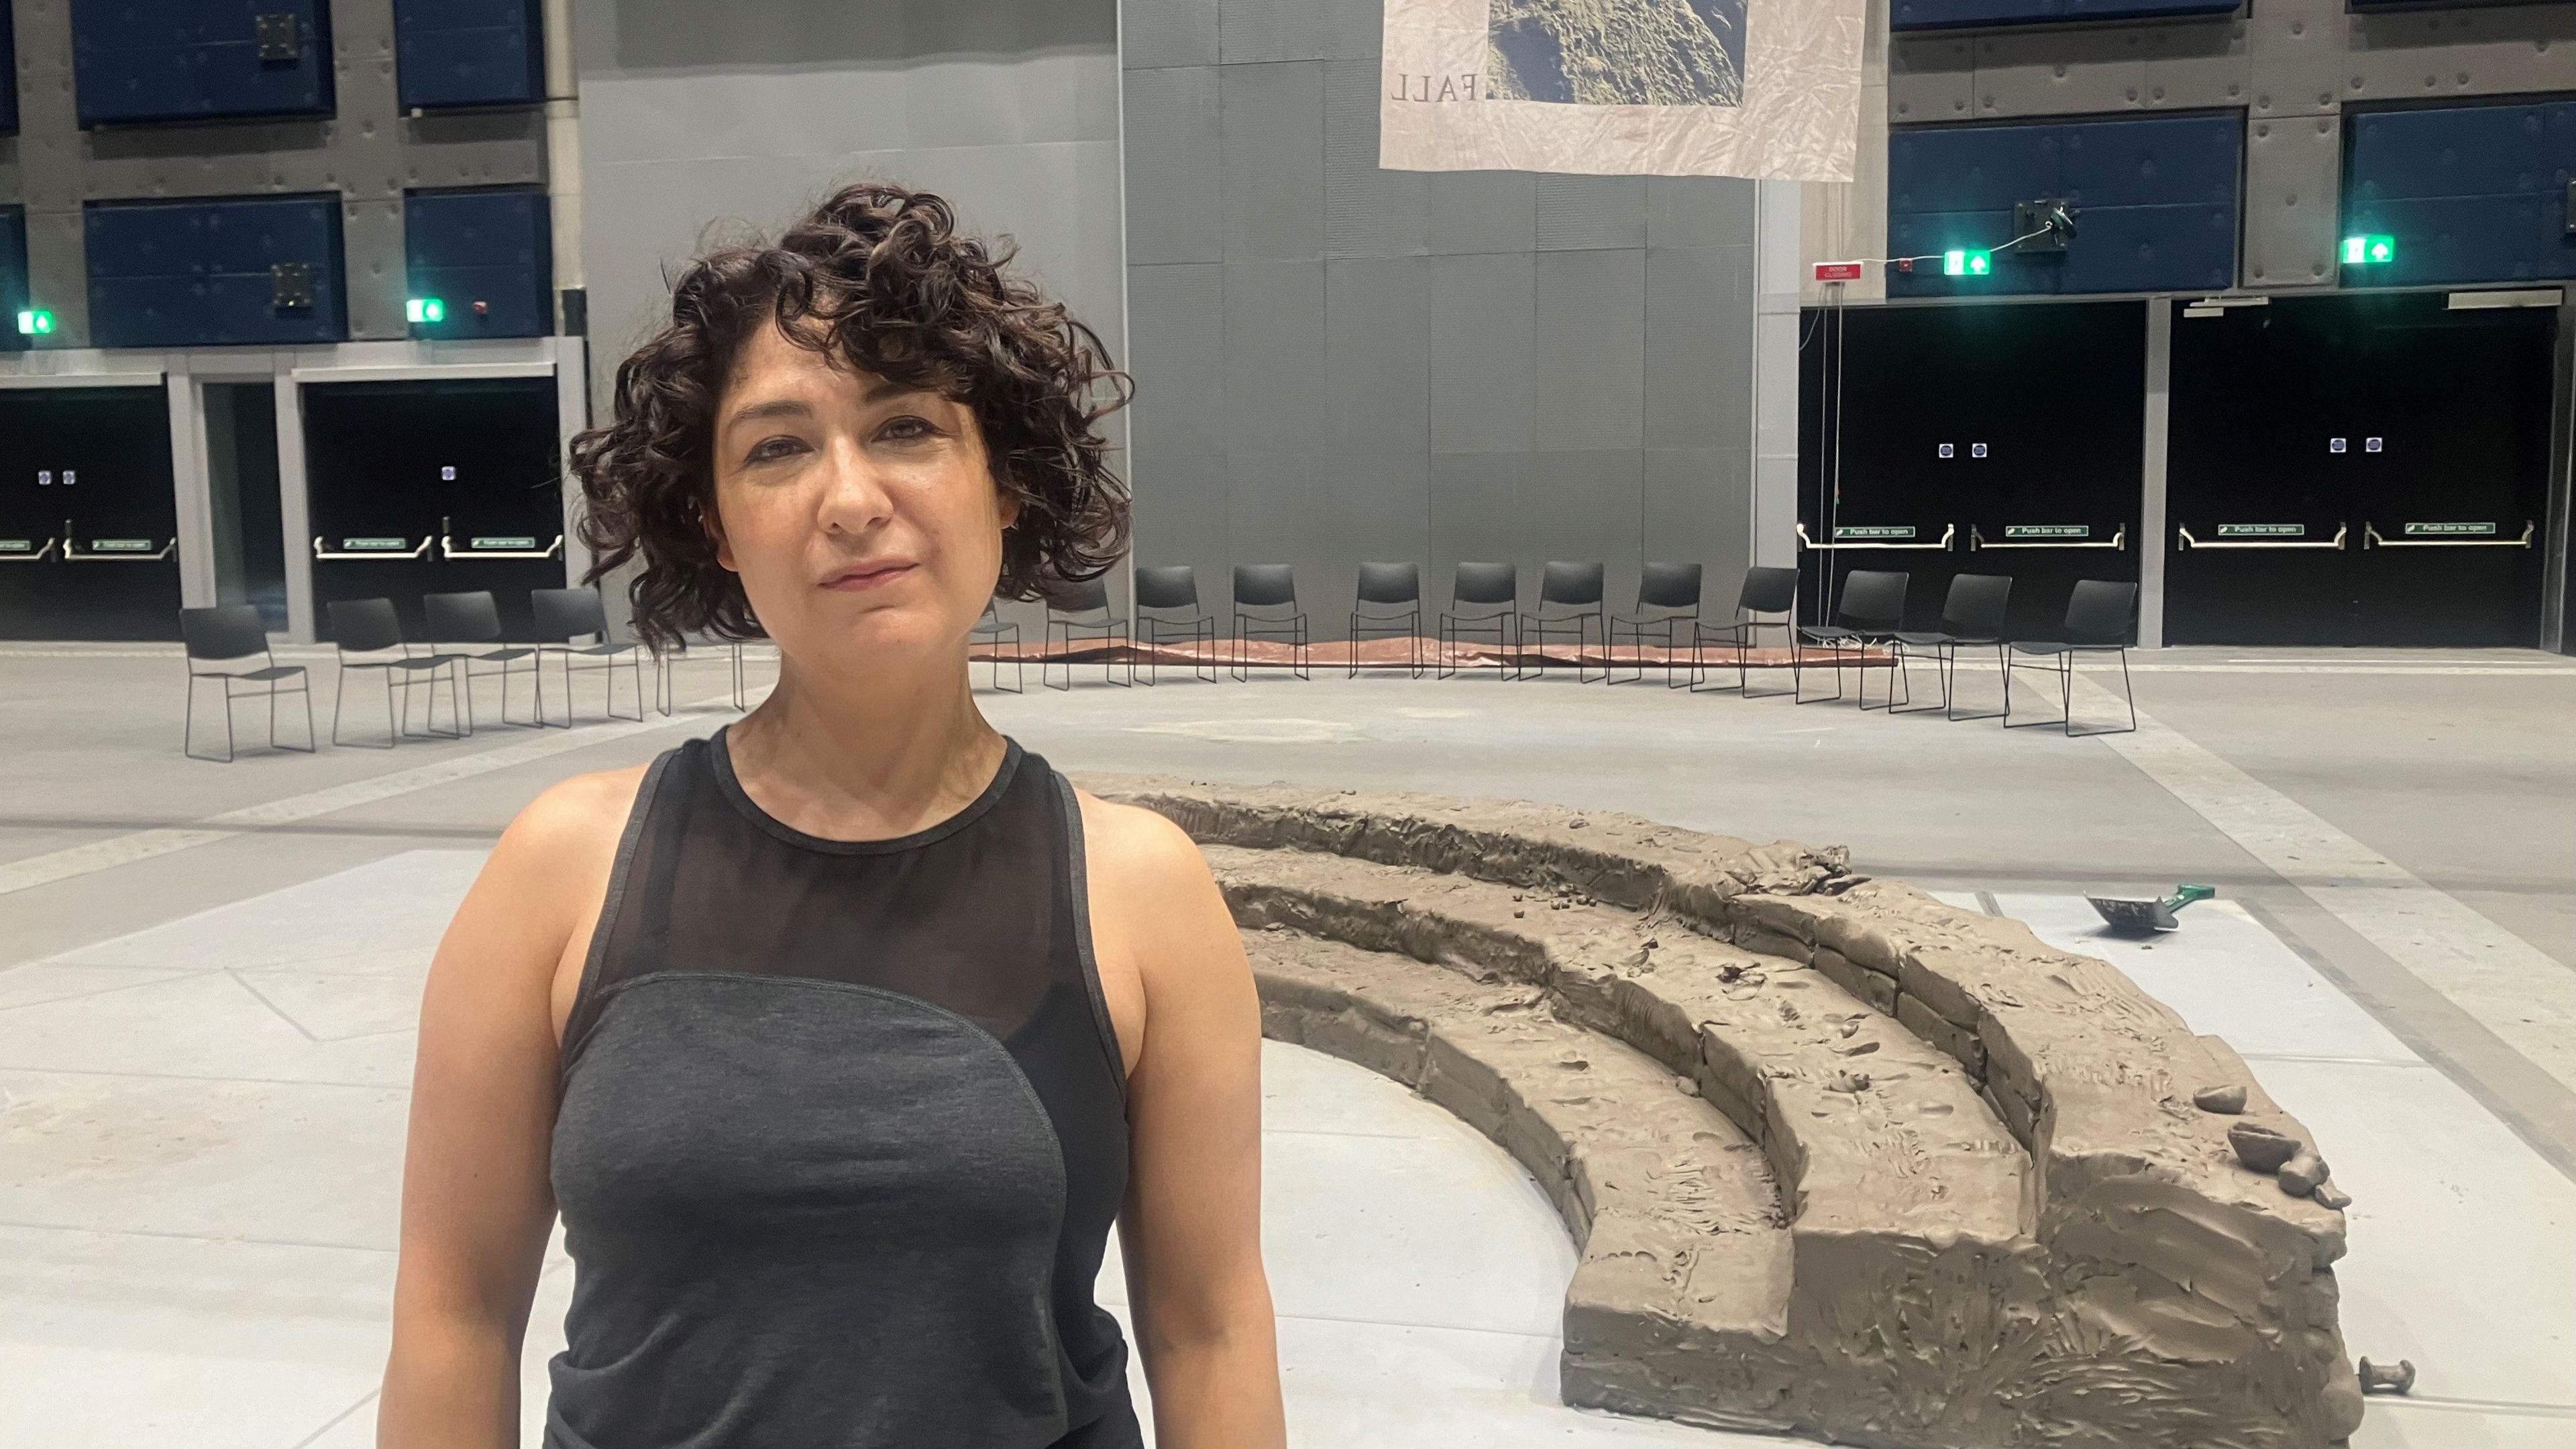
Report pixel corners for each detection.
[570,181,1132,651]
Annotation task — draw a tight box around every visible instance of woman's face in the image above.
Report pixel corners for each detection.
[708,322,1016,675]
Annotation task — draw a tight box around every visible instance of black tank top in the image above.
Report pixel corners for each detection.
[547,728,1140,1449]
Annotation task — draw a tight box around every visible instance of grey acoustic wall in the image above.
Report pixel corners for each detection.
[1120,0,1761,639]
[572,0,1123,635]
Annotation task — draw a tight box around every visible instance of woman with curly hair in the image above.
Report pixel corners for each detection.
[378,182,1285,1449]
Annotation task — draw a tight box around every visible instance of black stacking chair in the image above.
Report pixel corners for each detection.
[179,604,313,763]
[1609,562,1701,687]
[423,590,541,731]
[1517,561,1607,683]
[1348,561,1424,677]
[2005,579,2139,737]
[1231,564,1309,681]
[1133,566,1217,685]
[971,602,1024,693]
[327,597,465,747]
[1796,569,1907,706]
[530,587,646,725]
[1690,566,1801,698]
[1888,574,2011,720]
[1044,576,1129,689]
[1438,561,1519,678]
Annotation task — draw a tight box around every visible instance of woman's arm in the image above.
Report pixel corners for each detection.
[378,769,641,1449]
[1083,796,1287,1449]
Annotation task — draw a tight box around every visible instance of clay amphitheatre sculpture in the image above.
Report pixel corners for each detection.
[1086,775,2366,1449]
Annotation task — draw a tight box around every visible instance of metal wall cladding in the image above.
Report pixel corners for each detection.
[2346,98,2576,286]
[396,0,544,110]
[1889,111,2242,294]
[0,207,26,354]
[85,194,345,345]
[1890,0,2240,30]
[404,186,552,337]
[72,0,334,126]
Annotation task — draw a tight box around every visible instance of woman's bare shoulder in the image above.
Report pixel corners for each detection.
[1069,788,1212,894]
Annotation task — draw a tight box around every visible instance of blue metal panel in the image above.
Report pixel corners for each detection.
[72,0,333,125]
[0,207,27,354]
[1890,113,2243,295]
[405,187,552,337]
[395,0,543,109]
[1892,0,2239,32]
[2347,99,2576,286]
[85,195,346,346]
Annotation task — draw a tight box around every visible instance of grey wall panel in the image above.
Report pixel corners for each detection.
[1328,0,1382,60]
[342,197,408,341]
[1222,259,1326,452]
[1532,248,1645,451]
[1644,446,1750,592]
[1428,251,1535,453]
[1130,449,1230,576]
[22,210,89,341]
[1646,176,1758,250]
[2243,114,2339,290]
[1124,0,1220,69]
[2140,20,2249,111]
[1221,61,1326,260]
[1534,174,1647,251]
[578,72,910,167]
[2245,0,2341,119]
[1324,451,1430,570]
[1889,35,1975,125]
[1428,451,1527,593]
[1324,256,1430,454]
[1972,29,2151,119]
[399,113,550,188]
[1644,246,1747,448]
[1220,0,1330,64]
[1428,170,1536,256]
[1224,450,1335,569]
[1128,262,1228,458]
[908,49,1122,148]
[1323,58,1427,258]
[79,123,341,201]
[2347,7,2576,101]
[1523,447,1645,604]
[1123,65,1223,264]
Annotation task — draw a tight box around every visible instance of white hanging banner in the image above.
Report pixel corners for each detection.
[1379,0,1866,181]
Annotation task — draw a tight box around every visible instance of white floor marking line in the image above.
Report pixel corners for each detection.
[2083,680,2576,1099]
[0,696,745,898]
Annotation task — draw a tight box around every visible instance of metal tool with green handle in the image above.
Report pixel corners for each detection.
[2086,884,2215,935]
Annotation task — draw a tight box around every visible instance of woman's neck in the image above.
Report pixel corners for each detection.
[722,651,1009,843]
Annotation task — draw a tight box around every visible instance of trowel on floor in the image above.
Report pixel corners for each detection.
[2086,885,2214,935]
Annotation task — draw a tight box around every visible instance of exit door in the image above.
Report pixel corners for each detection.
[2166,294,2554,646]
[301,377,565,639]
[0,385,181,640]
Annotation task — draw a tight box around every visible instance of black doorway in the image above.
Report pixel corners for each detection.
[0,386,181,640]
[2166,294,2555,647]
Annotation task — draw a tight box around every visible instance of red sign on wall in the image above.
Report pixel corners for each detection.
[1814,262,1864,282]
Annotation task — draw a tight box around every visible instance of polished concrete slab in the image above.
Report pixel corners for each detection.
[2,643,2573,1445]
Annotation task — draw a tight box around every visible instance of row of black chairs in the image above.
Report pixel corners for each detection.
[179,588,669,762]
[990,561,2137,734]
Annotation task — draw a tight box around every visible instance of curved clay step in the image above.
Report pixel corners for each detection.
[1244,924,1803,1426]
[1090,776,2365,1448]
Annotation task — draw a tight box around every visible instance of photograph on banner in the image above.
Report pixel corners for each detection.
[1381,0,1866,180]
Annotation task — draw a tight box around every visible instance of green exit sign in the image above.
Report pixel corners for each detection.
[1943,249,1992,278]
[15,309,54,335]
[2341,235,2396,266]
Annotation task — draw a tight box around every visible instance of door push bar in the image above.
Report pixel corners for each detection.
[0,538,58,562]
[313,535,435,560]
[1796,522,1957,551]
[2176,523,2349,551]
[2363,521,2535,549]
[1970,523,2127,551]
[438,517,566,560]
[62,520,176,560]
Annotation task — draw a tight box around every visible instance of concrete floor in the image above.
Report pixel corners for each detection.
[2,641,2572,1444]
